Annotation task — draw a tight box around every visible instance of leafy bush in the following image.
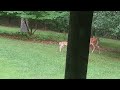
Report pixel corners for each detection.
[92,11,120,40]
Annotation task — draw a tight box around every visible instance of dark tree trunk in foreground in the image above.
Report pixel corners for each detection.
[65,11,93,79]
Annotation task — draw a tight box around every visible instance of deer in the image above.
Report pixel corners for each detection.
[90,36,100,54]
[59,36,100,53]
[59,41,67,52]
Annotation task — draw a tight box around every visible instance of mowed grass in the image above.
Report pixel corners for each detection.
[0,37,66,79]
[87,38,120,79]
[0,25,120,79]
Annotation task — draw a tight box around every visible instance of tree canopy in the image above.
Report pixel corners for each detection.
[92,11,120,39]
[0,11,120,39]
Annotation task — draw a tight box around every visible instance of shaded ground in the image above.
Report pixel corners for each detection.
[0,34,58,44]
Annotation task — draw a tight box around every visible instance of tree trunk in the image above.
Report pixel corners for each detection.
[65,11,93,79]
[20,18,29,32]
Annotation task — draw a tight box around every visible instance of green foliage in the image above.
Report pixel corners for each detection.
[92,11,120,39]
[111,24,120,39]
[44,12,69,32]
[1,11,68,20]
[2,11,120,39]
[0,11,70,33]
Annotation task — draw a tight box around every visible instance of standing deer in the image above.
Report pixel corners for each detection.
[59,36,100,53]
[90,36,100,54]
[59,41,67,52]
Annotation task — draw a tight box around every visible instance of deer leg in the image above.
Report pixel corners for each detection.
[97,45,100,54]
[92,44,95,53]
[59,45,64,52]
[96,41,100,54]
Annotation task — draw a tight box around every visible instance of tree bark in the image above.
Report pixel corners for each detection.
[65,11,93,79]
[20,18,29,32]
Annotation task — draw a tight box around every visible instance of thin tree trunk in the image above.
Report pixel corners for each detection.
[65,11,93,79]
[20,18,29,33]
[32,24,38,34]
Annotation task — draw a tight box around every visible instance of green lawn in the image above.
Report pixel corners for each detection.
[0,37,120,79]
[87,38,120,79]
[0,26,120,79]
[0,37,66,79]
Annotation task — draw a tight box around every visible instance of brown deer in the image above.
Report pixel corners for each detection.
[90,36,100,54]
[59,36,100,53]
